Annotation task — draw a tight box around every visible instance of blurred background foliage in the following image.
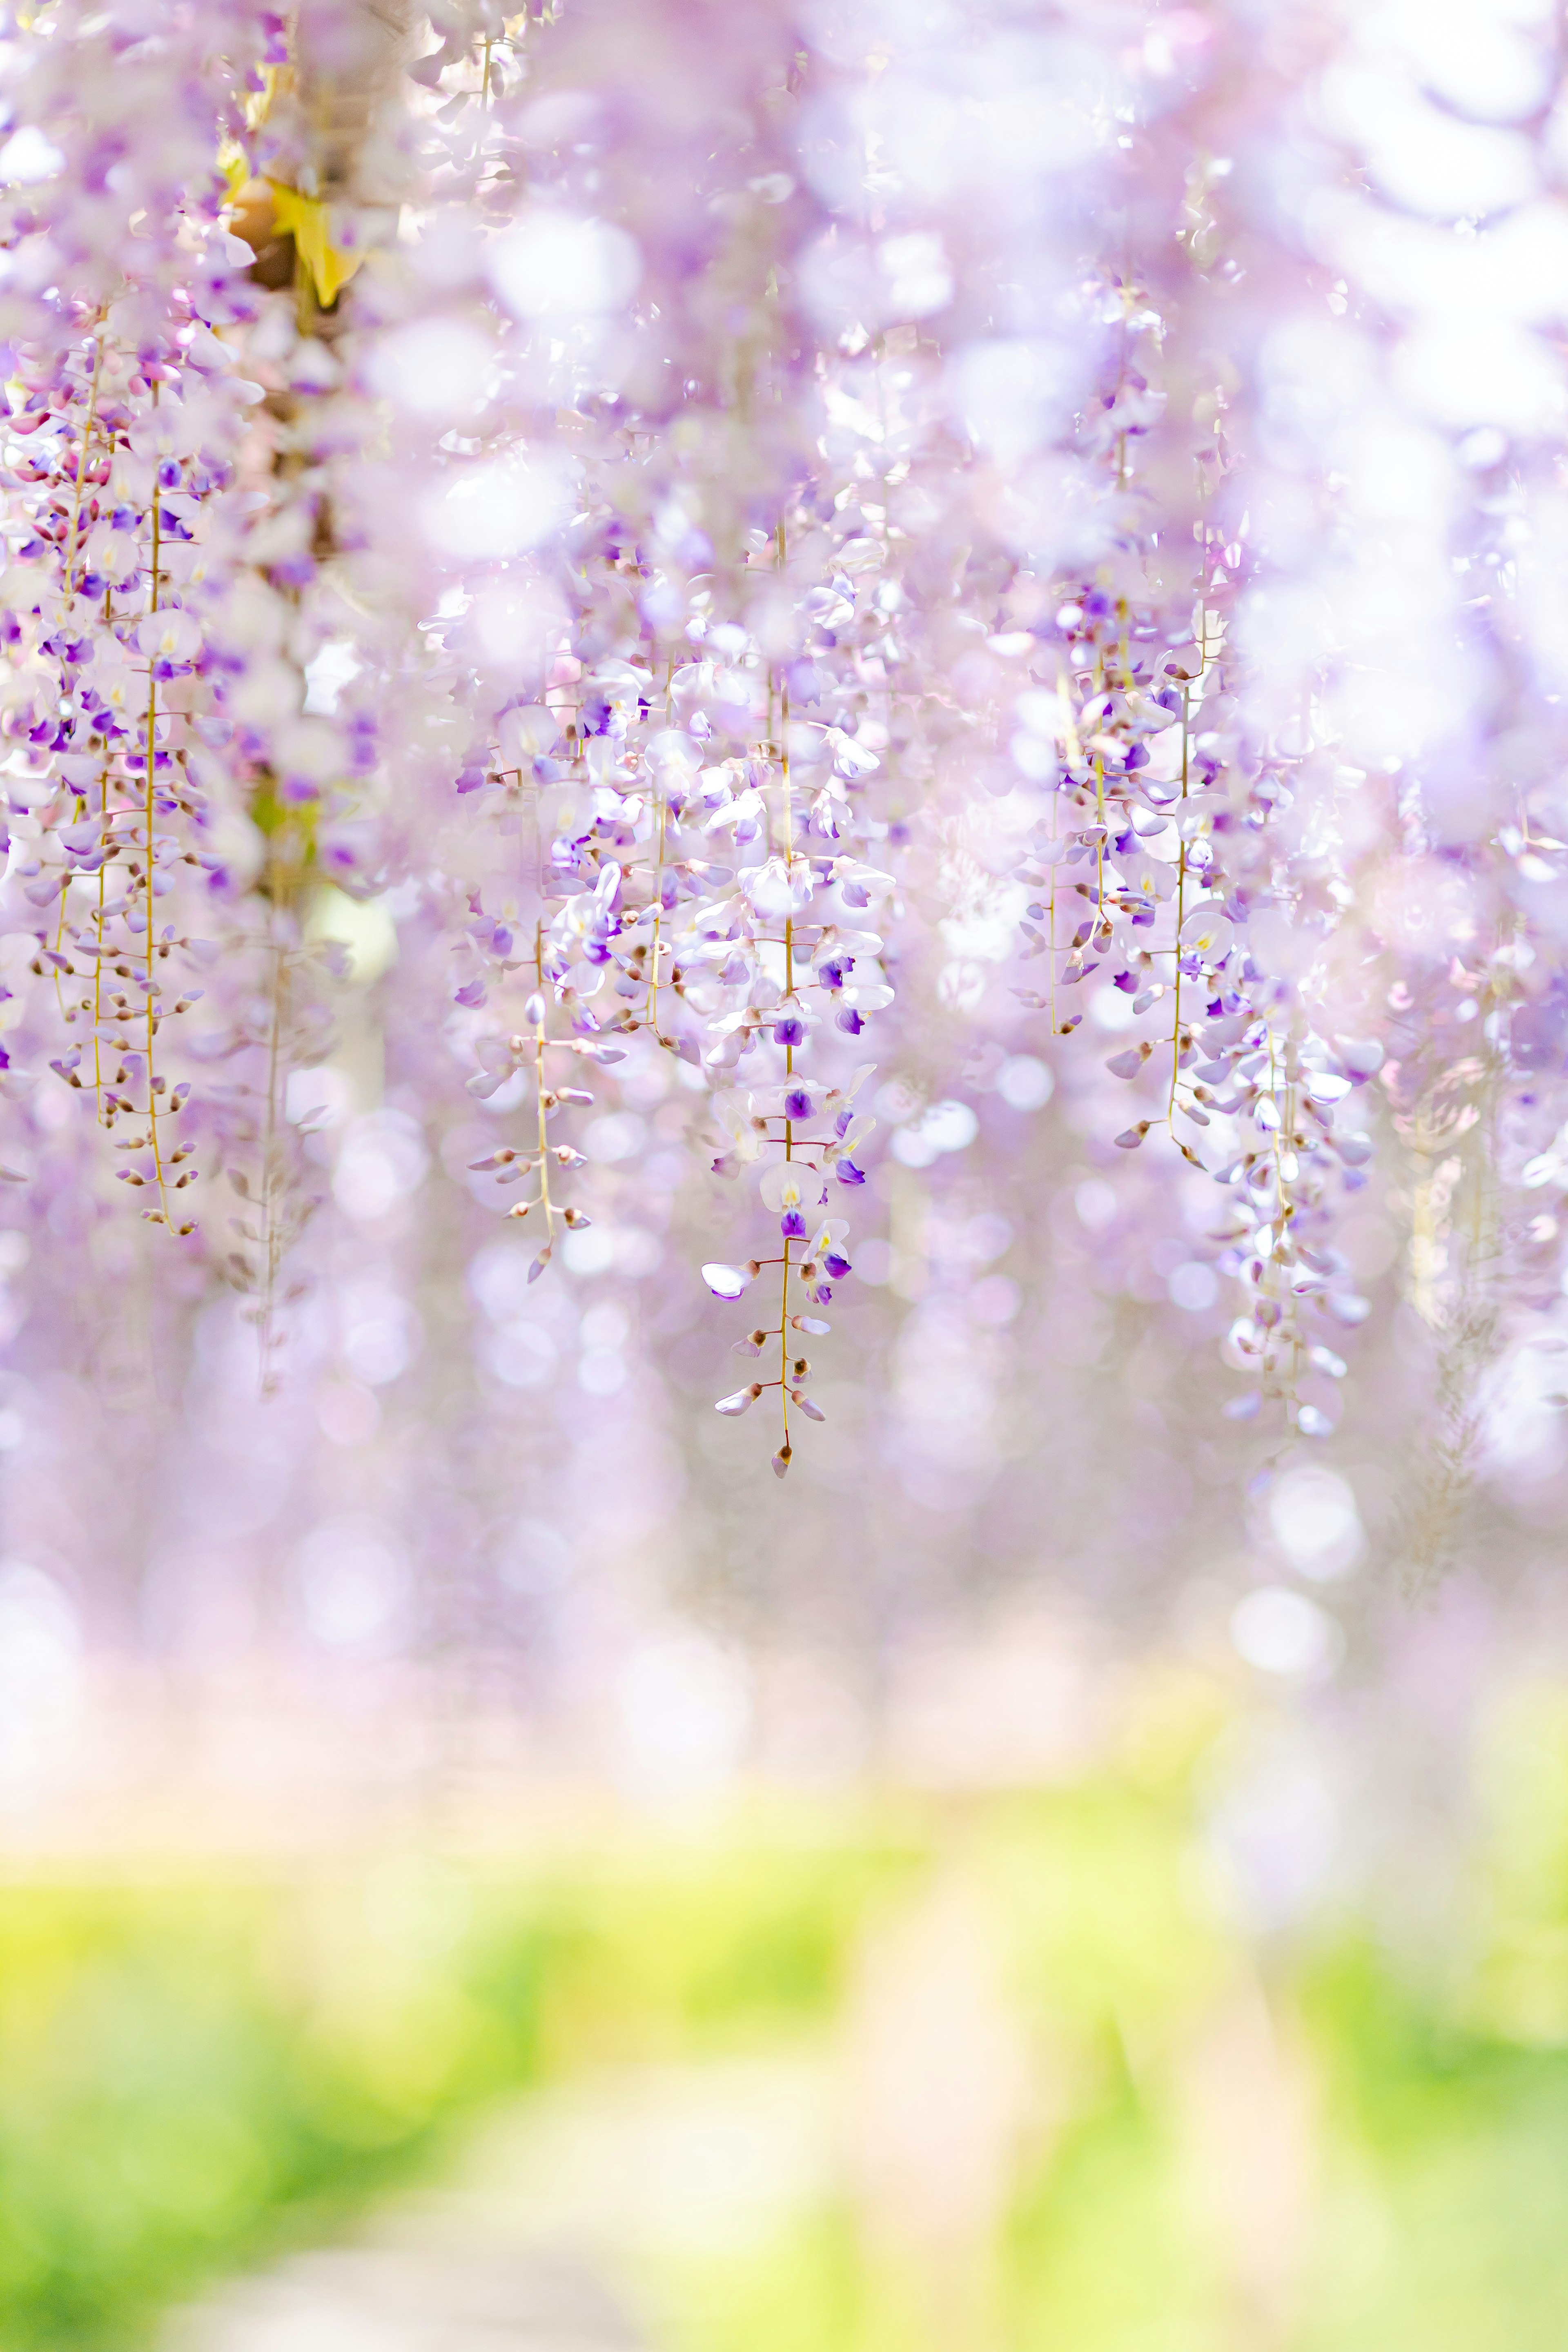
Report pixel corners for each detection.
[0,1819,909,2349]
[3,1681,1568,2350]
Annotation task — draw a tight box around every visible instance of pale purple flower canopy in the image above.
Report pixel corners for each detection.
[0,0,1563,1658]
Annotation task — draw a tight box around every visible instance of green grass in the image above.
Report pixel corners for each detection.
[5,1692,1568,2352]
[0,1817,912,2350]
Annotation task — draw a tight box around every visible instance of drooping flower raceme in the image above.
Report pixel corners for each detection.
[2,0,1568,1548]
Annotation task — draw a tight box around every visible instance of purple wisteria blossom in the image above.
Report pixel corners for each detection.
[0,0,1564,1603]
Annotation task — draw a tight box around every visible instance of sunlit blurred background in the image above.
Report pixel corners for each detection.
[5,1582,1568,2352]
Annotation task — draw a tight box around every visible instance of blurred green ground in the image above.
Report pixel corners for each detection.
[4,1675,1568,2352]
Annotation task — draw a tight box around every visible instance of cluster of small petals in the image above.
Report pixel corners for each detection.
[0,1,281,1241]
[0,0,1566,1532]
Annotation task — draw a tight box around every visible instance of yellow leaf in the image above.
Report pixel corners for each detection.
[266,181,362,310]
[217,142,251,204]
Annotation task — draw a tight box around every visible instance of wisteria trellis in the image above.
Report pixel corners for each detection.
[1,0,1565,1531]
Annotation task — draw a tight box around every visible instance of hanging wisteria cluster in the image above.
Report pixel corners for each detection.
[2,0,1566,1611]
